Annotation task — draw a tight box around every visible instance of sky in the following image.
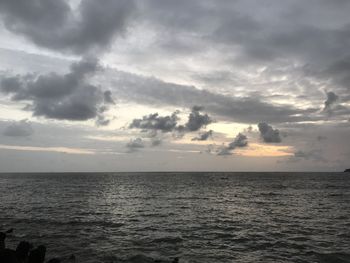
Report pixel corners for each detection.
[0,0,349,172]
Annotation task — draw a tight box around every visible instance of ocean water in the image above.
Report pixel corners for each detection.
[0,172,350,263]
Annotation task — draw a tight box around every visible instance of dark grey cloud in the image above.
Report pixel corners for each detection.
[258,122,282,143]
[129,106,213,140]
[218,133,248,156]
[1,58,98,99]
[229,133,248,148]
[142,0,350,62]
[139,0,350,106]
[0,59,114,124]
[184,106,212,132]
[129,111,179,133]
[126,137,144,152]
[323,58,350,93]
[0,0,135,54]
[31,85,102,121]
[206,1,350,79]
[323,91,339,111]
[110,70,317,124]
[103,90,115,105]
[3,119,33,137]
[0,76,22,94]
[141,0,218,35]
[151,138,162,147]
[192,130,213,141]
[95,106,112,126]
[318,91,350,118]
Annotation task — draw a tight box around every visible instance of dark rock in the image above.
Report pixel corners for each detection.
[0,228,14,252]
[68,254,76,262]
[16,241,32,263]
[28,245,46,263]
[46,258,61,263]
[0,249,19,263]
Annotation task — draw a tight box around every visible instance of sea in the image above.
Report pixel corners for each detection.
[0,172,349,263]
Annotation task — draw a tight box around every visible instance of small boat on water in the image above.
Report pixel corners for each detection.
[344,169,350,172]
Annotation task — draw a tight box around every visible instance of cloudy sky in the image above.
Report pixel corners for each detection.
[0,0,349,172]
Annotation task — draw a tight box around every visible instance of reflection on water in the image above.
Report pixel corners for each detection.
[1,172,350,262]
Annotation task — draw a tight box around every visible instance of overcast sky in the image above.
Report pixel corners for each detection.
[0,0,349,172]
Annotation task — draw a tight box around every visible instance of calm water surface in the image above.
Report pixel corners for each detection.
[0,172,350,262]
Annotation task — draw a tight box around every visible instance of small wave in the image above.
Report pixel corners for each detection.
[127,254,157,263]
[212,232,234,239]
[328,193,344,197]
[260,192,280,196]
[312,252,350,263]
[152,236,183,244]
[231,237,250,243]
[102,254,179,263]
[12,218,124,229]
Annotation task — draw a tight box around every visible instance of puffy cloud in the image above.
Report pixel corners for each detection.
[0,0,135,54]
[129,111,179,133]
[184,106,212,131]
[1,57,98,99]
[217,147,231,156]
[129,107,213,148]
[323,91,339,111]
[151,138,162,147]
[258,122,282,143]
[192,130,213,141]
[129,106,212,137]
[126,138,144,152]
[95,106,112,126]
[217,133,248,156]
[229,133,248,148]
[0,59,114,124]
[3,120,33,137]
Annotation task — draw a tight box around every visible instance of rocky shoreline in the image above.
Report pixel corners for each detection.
[1,229,179,263]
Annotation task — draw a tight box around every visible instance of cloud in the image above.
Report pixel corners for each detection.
[109,70,318,124]
[151,138,162,147]
[141,1,350,66]
[3,119,33,137]
[183,106,212,131]
[0,0,135,54]
[322,57,350,92]
[130,1,350,115]
[317,135,327,141]
[258,122,282,143]
[103,90,115,104]
[95,106,112,126]
[217,133,248,156]
[126,137,144,152]
[129,106,213,139]
[1,58,99,100]
[323,91,339,111]
[128,106,213,149]
[129,111,179,133]
[292,149,327,163]
[0,58,114,124]
[192,130,213,141]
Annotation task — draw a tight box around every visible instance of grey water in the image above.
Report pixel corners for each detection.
[0,172,350,263]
